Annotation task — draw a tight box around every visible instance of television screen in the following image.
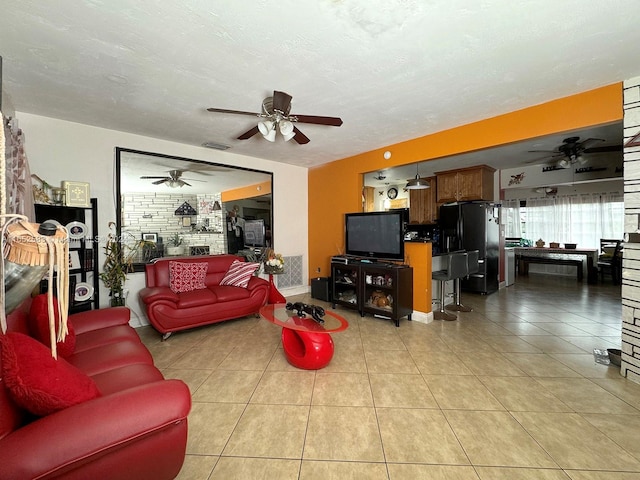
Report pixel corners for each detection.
[345,211,405,261]
[243,219,266,247]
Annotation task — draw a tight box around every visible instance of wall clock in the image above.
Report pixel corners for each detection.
[387,187,398,199]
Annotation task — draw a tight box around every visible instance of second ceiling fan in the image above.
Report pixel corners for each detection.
[207,90,343,144]
[527,136,622,168]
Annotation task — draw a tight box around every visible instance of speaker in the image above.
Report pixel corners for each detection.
[311,277,330,302]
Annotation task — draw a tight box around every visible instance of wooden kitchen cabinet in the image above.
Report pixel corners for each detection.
[408,176,438,224]
[435,165,495,203]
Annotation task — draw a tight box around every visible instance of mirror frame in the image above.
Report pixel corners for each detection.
[115,147,273,271]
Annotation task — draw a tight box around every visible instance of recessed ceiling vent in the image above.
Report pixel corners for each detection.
[202,142,230,150]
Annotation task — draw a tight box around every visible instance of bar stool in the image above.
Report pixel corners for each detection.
[432,252,468,321]
[446,250,479,313]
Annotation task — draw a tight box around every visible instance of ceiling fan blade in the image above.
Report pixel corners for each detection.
[237,125,260,140]
[152,179,167,185]
[272,91,292,113]
[578,137,605,149]
[292,114,343,127]
[527,149,560,154]
[140,176,169,179]
[583,145,622,154]
[181,180,192,187]
[207,107,260,117]
[525,154,561,164]
[292,126,310,144]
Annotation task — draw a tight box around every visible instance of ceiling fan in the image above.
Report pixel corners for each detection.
[207,90,343,144]
[140,170,206,188]
[527,136,622,168]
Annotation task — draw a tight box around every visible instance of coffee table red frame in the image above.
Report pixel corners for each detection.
[259,303,349,369]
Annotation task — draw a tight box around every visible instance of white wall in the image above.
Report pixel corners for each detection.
[17,112,309,326]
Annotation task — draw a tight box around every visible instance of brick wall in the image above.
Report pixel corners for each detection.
[621,76,640,382]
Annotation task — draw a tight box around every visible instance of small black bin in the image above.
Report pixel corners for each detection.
[311,277,331,302]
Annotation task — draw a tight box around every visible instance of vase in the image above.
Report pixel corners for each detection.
[110,291,126,307]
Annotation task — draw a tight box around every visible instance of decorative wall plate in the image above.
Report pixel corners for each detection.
[66,221,87,239]
[74,282,94,302]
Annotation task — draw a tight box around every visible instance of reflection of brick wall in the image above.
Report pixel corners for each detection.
[621,77,640,383]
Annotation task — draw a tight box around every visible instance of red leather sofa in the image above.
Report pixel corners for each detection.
[139,254,269,338]
[0,298,191,480]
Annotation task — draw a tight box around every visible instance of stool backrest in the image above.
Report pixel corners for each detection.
[448,252,468,279]
[467,250,480,275]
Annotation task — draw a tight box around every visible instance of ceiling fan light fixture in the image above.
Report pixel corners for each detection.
[258,120,275,136]
[558,158,570,169]
[263,129,277,142]
[279,120,294,136]
[577,154,587,165]
[282,130,296,142]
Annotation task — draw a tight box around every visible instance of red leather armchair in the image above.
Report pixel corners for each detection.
[0,299,191,480]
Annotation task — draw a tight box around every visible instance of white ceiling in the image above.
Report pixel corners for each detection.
[2,1,640,170]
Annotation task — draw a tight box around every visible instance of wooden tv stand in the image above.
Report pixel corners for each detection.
[330,258,413,327]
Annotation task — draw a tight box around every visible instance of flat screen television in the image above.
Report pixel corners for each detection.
[345,210,405,261]
[243,219,266,247]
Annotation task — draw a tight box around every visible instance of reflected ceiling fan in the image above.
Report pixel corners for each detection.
[207,90,343,144]
[527,136,622,168]
[140,170,206,188]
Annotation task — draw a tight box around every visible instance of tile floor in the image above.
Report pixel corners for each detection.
[136,274,640,480]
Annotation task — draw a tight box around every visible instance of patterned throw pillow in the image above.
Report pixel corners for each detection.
[220,260,260,288]
[168,261,209,293]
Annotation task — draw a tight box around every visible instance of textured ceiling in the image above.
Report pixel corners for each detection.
[2,1,640,169]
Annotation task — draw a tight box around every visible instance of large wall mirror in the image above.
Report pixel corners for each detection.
[116,148,273,267]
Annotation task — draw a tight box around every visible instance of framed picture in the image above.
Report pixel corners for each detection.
[142,232,158,243]
[62,181,90,207]
[69,250,81,270]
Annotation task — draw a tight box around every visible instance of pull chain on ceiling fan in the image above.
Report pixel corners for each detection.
[207,90,343,144]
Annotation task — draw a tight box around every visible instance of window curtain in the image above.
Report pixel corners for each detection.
[502,199,521,238]
[523,192,623,249]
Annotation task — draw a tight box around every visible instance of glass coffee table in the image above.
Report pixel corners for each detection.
[260,303,349,369]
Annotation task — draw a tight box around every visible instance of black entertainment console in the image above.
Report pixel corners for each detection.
[330,256,413,327]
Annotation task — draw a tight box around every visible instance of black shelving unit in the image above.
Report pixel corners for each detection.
[331,259,413,327]
[34,198,99,313]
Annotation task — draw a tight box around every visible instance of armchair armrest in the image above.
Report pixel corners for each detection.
[139,286,179,305]
[0,380,191,479]
[246,276,269,291]
[70,306,131,334]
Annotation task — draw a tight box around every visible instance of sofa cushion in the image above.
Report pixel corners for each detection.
[169,261,208,293]
[220,260,260,288]
[210,285,251,302]
[0,332,100,416]
[28,294,76,358]
[176,288,218,309]
[66,339,154,377]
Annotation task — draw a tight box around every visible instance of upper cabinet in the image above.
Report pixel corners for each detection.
[408,177,438,224]
[435,165,495,203]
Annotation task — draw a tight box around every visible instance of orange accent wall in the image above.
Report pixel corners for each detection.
[308,84,622,282]
[221,181,272,202]
[405,242,432,314]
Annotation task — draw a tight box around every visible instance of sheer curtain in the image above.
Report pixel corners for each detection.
[502,199,521,238]
[518,192,623,249]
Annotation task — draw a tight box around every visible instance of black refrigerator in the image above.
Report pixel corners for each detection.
[439,202,499,294]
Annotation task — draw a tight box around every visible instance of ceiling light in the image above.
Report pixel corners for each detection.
[279,120,294,136]
[282,130,296,142]
[577,155,587,165]
[405,164,430,190]
[558,158,570,169]
[258,120,275,136]
[166,180,184,188]
[263,129,276,142]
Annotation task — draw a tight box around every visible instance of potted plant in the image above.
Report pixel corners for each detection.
[99,223,145,306]
[166,232,184,256]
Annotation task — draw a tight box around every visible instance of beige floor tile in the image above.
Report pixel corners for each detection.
[550,353,624,378]
[478,376,572,412]
[170,346,233,370]
[304,406,384,462]
[479,335,543,353]
[223,404,309,458]
[217,344,277,370]
[145,342,193,369]
[361,331,407,351]
[582,413,640,459]
[192,369,263,403]
[424,375,504,410]
[388,464,479,479]
[186,402,246,455]
[512,411,640,470]
[506,353,582,377]
[401,333,454,352]
[320,345,368,373]
[377,407,469,464]
[475,466,571,479]
[440,335,496,353]
[560,335,620,353]
[566,471,640,479]
[369,373,438,408]
[502,323,555,336]
[457,351,527,376]
[411,350,474,375]
[591,378,640,410]
[444,410,558,468]
[300,460,388,479]
[312,372,373,406]
[364,349,420,374]
[161,367,212,394]
[175,455,218,480]
[250,370,315,405]
[209,457,300,480]
[516,335,588,354]
[534,378,640,414]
